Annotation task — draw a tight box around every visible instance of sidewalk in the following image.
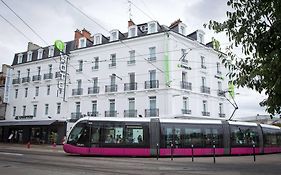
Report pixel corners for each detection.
[0,143,64,153]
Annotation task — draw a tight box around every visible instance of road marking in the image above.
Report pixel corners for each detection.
[0,152,23,156]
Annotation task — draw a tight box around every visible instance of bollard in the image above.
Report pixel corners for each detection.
[213,145,216,164]
[170,143,174,161]
[26,141,31,149]
[156,143,159,160]
[191,144,194,162]
[253,144,256,162]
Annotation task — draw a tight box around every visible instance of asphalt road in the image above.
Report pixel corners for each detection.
[0,145,281,175]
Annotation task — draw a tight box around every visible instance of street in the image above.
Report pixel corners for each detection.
[0,144,281,175]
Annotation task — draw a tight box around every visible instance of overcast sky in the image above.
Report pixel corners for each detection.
[0,0,269,118]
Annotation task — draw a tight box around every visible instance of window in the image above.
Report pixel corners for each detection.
[110,76,116,86]
[93,77,98,87]
[230,125,259,147]
[57,103,61,114]
[17,54,23,64]
[217,62,221,74]
[94,35,101,45]
[77,79,82,89]
[180,25,186,35]
[149,70,156,81]
[109,99,115,111]
[78,37,86,48]
[149,96,156,109]
[149,47,156,61]
[47,85,50,95]
[37,66,41,75]
[182,72,187,82]
[45,104,49,115]
[48,46,54,57]
[129,72,135,83]
[218,81,222,90]
[178,23,187,35]
[27,51,32,62]
[63,43,67,53]
[13,106,16,116]
[202,77,206,87]
[148,22,156,34]
[219,103,224,114]
[38,49,43,59]
[17,70,20,78]
[15,89,18,99]
[77,60,83,72]
[128,50,135,64]
[110,54,116,67]
[93,57,99,70]
[35,86,39,96]
[33,105,37,117]
[183,97,189,110]
[124,125,144,144]
[24,88,28,98]
[110,31,118,41]
[27,69,30,78]
[201,56,206,69]
[128,26,137,37]
[103,123,123,144]
[92,100,97,113]
[22,106,26,116]
[203,100,208,112]
[128,98,135,110]
[48,64,52,73]
[198,33,204,43]
[75,102,81,113]
[181,49,188,63]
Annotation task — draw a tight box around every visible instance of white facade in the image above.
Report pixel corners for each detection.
[4,20,230,136]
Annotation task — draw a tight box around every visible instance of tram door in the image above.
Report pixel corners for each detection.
[149,118,160,156]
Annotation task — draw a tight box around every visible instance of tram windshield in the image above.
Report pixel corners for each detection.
[67,122,90,146]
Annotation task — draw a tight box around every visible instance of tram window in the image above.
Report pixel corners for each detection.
[183,128,203,148]
[204,128,222,148]
[90,126,100,146]
[231,126,259,147]
[124,125,144,144]
[174,128,181,148]
[263,129,278,147]
[102,124,123,144]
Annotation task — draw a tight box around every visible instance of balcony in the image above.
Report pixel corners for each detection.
[127,60,136,65]
[87,111,99,117]
[92,65,99,71]
[44,73,53,80]
[180,81,192,90]
[105,110,117,117]
[55,72,62,79]
[109,63,116,68]
[88,87,99,94]
[22,77,30,83]
[145,80,159,89]
[72,88,83,96]
[202,111,210,116]
[12,78,21,85]
[124,110,137,117]
[70,112,82,122]
[217,90,225,97]
[32,75,41,82]
[105,84,117,93]
[201,86,210,94]
[124,82,137,91]
[145,108,159,117]
[15,115,33,120]
[182,109,192,115]
[219,113,226,118]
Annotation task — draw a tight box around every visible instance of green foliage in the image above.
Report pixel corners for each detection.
[207,0,281,114]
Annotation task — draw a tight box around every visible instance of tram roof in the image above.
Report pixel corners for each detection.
[160,118,222,124]
[228,121,258,126]
[79,117,151,123]
[260,124,281,130]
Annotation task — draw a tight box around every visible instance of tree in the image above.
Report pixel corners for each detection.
[207,0,281,114]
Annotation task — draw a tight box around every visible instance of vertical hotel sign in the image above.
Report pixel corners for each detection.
[55,40,68,101]
[3,66,13,103]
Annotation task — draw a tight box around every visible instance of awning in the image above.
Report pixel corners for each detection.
[0,120,64,126]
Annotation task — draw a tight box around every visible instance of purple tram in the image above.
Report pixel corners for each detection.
[63,117,281,156]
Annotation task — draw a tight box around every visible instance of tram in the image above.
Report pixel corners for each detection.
[63,117,281,156]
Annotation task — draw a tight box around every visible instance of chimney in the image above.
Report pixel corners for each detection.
[128,19,135,27]
[81,28,91,40]
[27,42,41,51]
[169,19,182,28]
[74,29,83,48]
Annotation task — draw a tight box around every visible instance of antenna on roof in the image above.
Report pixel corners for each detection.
[128,0,132,20]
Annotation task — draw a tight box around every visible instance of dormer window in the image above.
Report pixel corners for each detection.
[110,30,118,41]
[197,30,205,43]
[148,21,157,34]
[48,46,54,57]
[78,37,87,48]
[63,43,67,53]
[27,51,33,62]
[93,34,102,45]
[37,49,43,60]
[128,26,137,38]
[178,23,187,35]
[18,53,23,64]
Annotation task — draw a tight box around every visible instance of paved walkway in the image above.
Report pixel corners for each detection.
[0,143,64,153]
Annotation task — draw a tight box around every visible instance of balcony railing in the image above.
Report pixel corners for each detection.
[12,78,21,84]
[182,109,192,115]
[124,110,137,117]
[145,108,159,117]
[219,113,226,118]
[44,73,53,80]
[15,115,33,120]
[22,77,30,83]
[92,65,99,70]
[32,75,41,81]
[105,110,117,117]
[145,80,159,89]
[201,86,210,94]
[55,72,62,79]
[105,84,117,92]
[72,88,83,96]
[124,82,137,91]
[180,81,192,90]
[88,87,99,94]
[109,63,116,68]
[70,112,82,122]
[217,90,225,97]
[87,111,99,117]
[202,111,210,116]
[127,60,136,65]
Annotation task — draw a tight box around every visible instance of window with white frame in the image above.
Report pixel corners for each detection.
[203,100,208,113]
[93,57,99,70]
[218,81,222,90]
[94,35,101,45]
[149,96,156,109]
[110,54,116,67]
[219,103,224,114]
[217,62,221,74]
[198,33,204,43]
[128,26,137,37]
[181,49,188,63]
[63,43,67,53]
[128,50,135,64]
[149,47,156,61]
[27,51,32,62]
[201,56,206,69]
[27,69,30,78]
[109,99,115,111]
[37,49,43,59]
[178,23,186,35]
[182,71,187,82]
[128,98,135,110]
[183,97,189,110]
[47,85,50,95]
[24,88,28,98]
[18,54,23,64]
[35,86,39,96]
[15,89,18,99]
[17,70,20,79]
[33,105,37,117]
[110,31,118,41]
[48,46,54,57]
[48,64,52,73]
[13,106,16,116]
[45,104,49,115]
[79,37,86,48]
[148,22,157,34]
[202,77,206,87]
[22,105,26,116]
[57,103,61,114]
[75,102,81,113]
[92,100,97,113]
